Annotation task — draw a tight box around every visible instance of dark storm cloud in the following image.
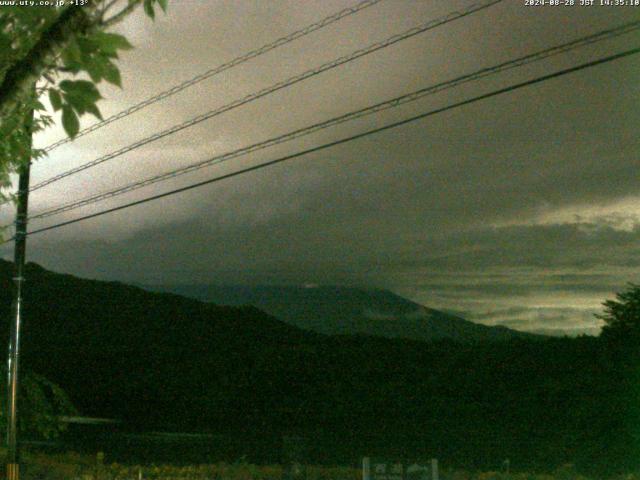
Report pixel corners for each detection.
[2,0,638,335]
[13,207,638,335]
[394,222,640,270]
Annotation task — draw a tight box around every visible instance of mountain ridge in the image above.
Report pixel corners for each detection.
[142,284,538,342]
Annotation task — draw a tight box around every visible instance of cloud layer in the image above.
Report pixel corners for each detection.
[1,0,638,335]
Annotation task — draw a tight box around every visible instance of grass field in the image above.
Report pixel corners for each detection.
[7,450,639,480]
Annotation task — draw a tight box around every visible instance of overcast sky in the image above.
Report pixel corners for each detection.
[1,0,638,336]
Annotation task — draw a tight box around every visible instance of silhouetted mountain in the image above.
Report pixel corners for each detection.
[144,285,536,342]
[0,260,318,428]
[0,260,636,474]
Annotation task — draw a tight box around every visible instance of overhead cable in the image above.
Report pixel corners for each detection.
[41,0,386,153]
[27,19,640,222]
[16,46,639,240]
[29,0,503,192]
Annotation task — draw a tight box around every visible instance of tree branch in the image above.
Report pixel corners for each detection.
[101,0,123,18]
[0,0,102,127]
[101,0,142,28]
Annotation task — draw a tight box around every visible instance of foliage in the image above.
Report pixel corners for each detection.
[7,449,92,480]
[0,0,167,202]
[8,452,640,480]
[0,260,638,474]
[0,367,76,440]
[597,283,640,340]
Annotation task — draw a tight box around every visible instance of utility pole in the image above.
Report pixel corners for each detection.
[5,109,33,480]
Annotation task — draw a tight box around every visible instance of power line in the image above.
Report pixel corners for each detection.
[26,19,640,223]
[28,0,503,192]
[16,46,639,241]
[41,0,385,153]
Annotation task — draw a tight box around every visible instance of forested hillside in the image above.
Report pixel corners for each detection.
[0,260,637,475]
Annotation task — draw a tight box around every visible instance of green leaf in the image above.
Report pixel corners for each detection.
[157,0,168,13]
[77,36,100,56]
[84,57,105,83]
[61,81,103,117]
[92,32,133,54]
[59,61,82,75]
[31,147,47,160]
[59,80,101,103]
[64,93,98,115]
[84,103,103,121]
[61,105,79,138]
[102,61,122,88]
[61,38,82,64]
[144,0,155,20]
[85,65,102,83]
[0,32,12,61]
[49,89,62,111]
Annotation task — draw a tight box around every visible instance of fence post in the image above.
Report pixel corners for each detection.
[430,459,438,480]
[362,457,371,480]
[95,451,104,480]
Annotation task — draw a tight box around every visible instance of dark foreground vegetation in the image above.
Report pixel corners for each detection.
[6,450,640,480]
[0,260,638,476]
